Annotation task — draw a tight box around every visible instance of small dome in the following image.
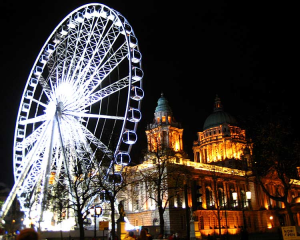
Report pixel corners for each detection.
[155,93,172,113]
[203,95,237,130]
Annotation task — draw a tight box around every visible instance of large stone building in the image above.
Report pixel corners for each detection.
[123,94,300,239]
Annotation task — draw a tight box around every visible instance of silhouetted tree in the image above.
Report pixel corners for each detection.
[136,141,190,236]
[95,157,138,240]
[48,158,99,240]
[250,109,300,226]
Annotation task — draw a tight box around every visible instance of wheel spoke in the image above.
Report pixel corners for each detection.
[84,41,129,95]
[38,75,53,100]
[19,114,48,125]
[78,122,114,160]
[2,120,52,219]
[82,76,130,109]
[31,98,48,108]
[75,19,122,89]
[65,111,125,120]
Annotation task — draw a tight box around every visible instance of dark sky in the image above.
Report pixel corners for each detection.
[0,1,297,187]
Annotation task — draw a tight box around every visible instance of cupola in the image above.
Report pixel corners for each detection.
[154,93,173,125]
[203,95,237,130]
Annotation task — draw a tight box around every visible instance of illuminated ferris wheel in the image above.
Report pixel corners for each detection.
[0,3,143,228]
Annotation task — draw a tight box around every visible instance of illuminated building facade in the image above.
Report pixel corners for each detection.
[123,95,300,238]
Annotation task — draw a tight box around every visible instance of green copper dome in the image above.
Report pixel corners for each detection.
[155,93,172,113]
[203,96,237,130]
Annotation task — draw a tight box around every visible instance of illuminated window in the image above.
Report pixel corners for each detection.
[162,116,166,122]
[157,117,160,123]
[168,116,171,123]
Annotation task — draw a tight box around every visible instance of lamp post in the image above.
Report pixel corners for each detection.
[91,205,102,239]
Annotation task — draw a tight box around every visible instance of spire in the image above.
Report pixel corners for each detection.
[214,94,223,112]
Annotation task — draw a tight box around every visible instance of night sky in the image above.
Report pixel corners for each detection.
[0,1,297,187]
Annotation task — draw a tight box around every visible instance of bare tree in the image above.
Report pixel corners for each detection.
[48,158,99,240]
[250,110,300,226]
[95,160,138,240]
[137,144,190,236]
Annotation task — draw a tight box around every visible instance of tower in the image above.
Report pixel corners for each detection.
[145,93,183,153]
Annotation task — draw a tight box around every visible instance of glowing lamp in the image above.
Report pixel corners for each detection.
[246,191,251,200]
[90,208,95,215]
[232,192,238,201]
[95,206,102,216]
[91,206,102,216]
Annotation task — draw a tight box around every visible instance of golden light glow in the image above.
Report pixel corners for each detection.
[49,172,55,184]
[265,203,269,209]
[143,202,147,210]
[175,140,180,151]
[227,229,239,235]
[267,223,272,229]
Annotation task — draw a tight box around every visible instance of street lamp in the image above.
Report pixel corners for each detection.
[91,205,103,239]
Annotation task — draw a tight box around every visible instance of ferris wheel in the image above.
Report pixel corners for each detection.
[0,3,143,226]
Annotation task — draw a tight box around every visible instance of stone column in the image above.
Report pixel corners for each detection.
[194,150,198,163]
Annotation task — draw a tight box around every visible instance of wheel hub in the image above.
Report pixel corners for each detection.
[56,101,64,118]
